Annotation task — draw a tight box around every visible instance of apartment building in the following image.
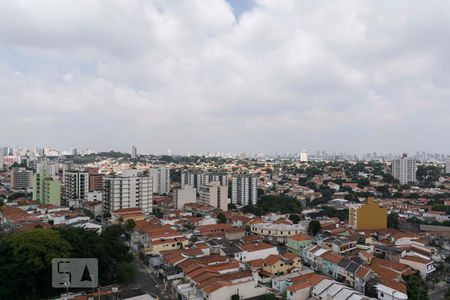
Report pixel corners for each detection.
[64,171,89,201]
[231,173,257,206]
[103,170,152,213]
[11,167,33,190]
[349,197,387,230]
[392,154,416,184]
[198,181,228,211]
[151,164,170,194]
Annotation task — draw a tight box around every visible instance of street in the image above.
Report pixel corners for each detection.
[126,256,172,300]
[429,281,449,300]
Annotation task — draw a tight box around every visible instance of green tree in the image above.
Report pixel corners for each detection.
[387,213,399,229]
[217,213,227,224]
[7,229,72,298]
[231,294,240,300]
[228,203,237,210]
[308,220,321,236]
[263,293,277,300]
[153,208,164,218]
[289,214,301,224]
[125,219,136,232]
[403,272,429,300]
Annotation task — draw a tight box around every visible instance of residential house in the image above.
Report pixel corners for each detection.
[286,233,314,256]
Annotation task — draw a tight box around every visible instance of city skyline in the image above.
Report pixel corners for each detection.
[1,0,449,153]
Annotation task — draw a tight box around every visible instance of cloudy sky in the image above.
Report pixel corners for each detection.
[0,0,449,155]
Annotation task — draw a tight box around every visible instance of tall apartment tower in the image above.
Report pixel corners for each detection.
[151,164,170,194]
[446,159,450,174]
[299,149,308,162]
[64,171,89,201]
[392,154,417,185]
[103,170,152,213]
[33,162,61,206]
[231,174,258,206]
[203,172,228,187]
[198,181,228,211]
[181,170,204,191]
[86,167,104,192]
[131,146,137,159]
[11,167,33,190]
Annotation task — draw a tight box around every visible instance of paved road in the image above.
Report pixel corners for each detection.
[128,257,171,299]
[429,281,448,300]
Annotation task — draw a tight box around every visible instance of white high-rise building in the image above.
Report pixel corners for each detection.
[131,146,137,159]
[173,186,197,210]
[198,181,228,211]
[151,164,170,194]
[0,150,3,170]
[300,149,308,162]
[36,161,59,178]
[103,170,152,213]
[231,174,258,206]
[446,159,450,174]
[64,171,89,201]
[392,154,417,185]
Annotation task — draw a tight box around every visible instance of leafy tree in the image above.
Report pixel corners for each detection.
[153,208,164,218]
[263,294,277,300]
[402,272,429,300]
[289,214,301,224]
[4,229,72,298]
[231,294,240,300]
[323,206,348,221]
[117,262,135,283]
[125,219,136,232]
[308,220,321,236]
[217,213,227,224]
[228,203,237,210]
[387,212,399,229]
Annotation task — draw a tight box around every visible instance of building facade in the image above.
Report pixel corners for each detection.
[392,154,416,184]
[11,167,33,190]
[33,166,61,206]
[151,164,170,195]
[173,186,197,210]
[231,174,258,206]
[103,170,153,213]
[64,171,89,201]
[198,181,228,211]
[349,197,387,230]
[86,167,104,192]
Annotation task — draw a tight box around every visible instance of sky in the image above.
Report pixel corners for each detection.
[0,0,449,155]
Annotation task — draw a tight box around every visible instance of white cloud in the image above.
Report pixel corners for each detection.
[0,0,449,153]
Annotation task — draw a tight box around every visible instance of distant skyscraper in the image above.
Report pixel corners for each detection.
[299,149,308,162]
[131,146,137,159]
[392,154,417,185]
[151,164,170,194]
[231,174,258,206]
[64,171,89,201]
[103,170,152,213]
[446,159,450,174]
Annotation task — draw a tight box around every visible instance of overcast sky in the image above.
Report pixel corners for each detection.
[0,0,449,155]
